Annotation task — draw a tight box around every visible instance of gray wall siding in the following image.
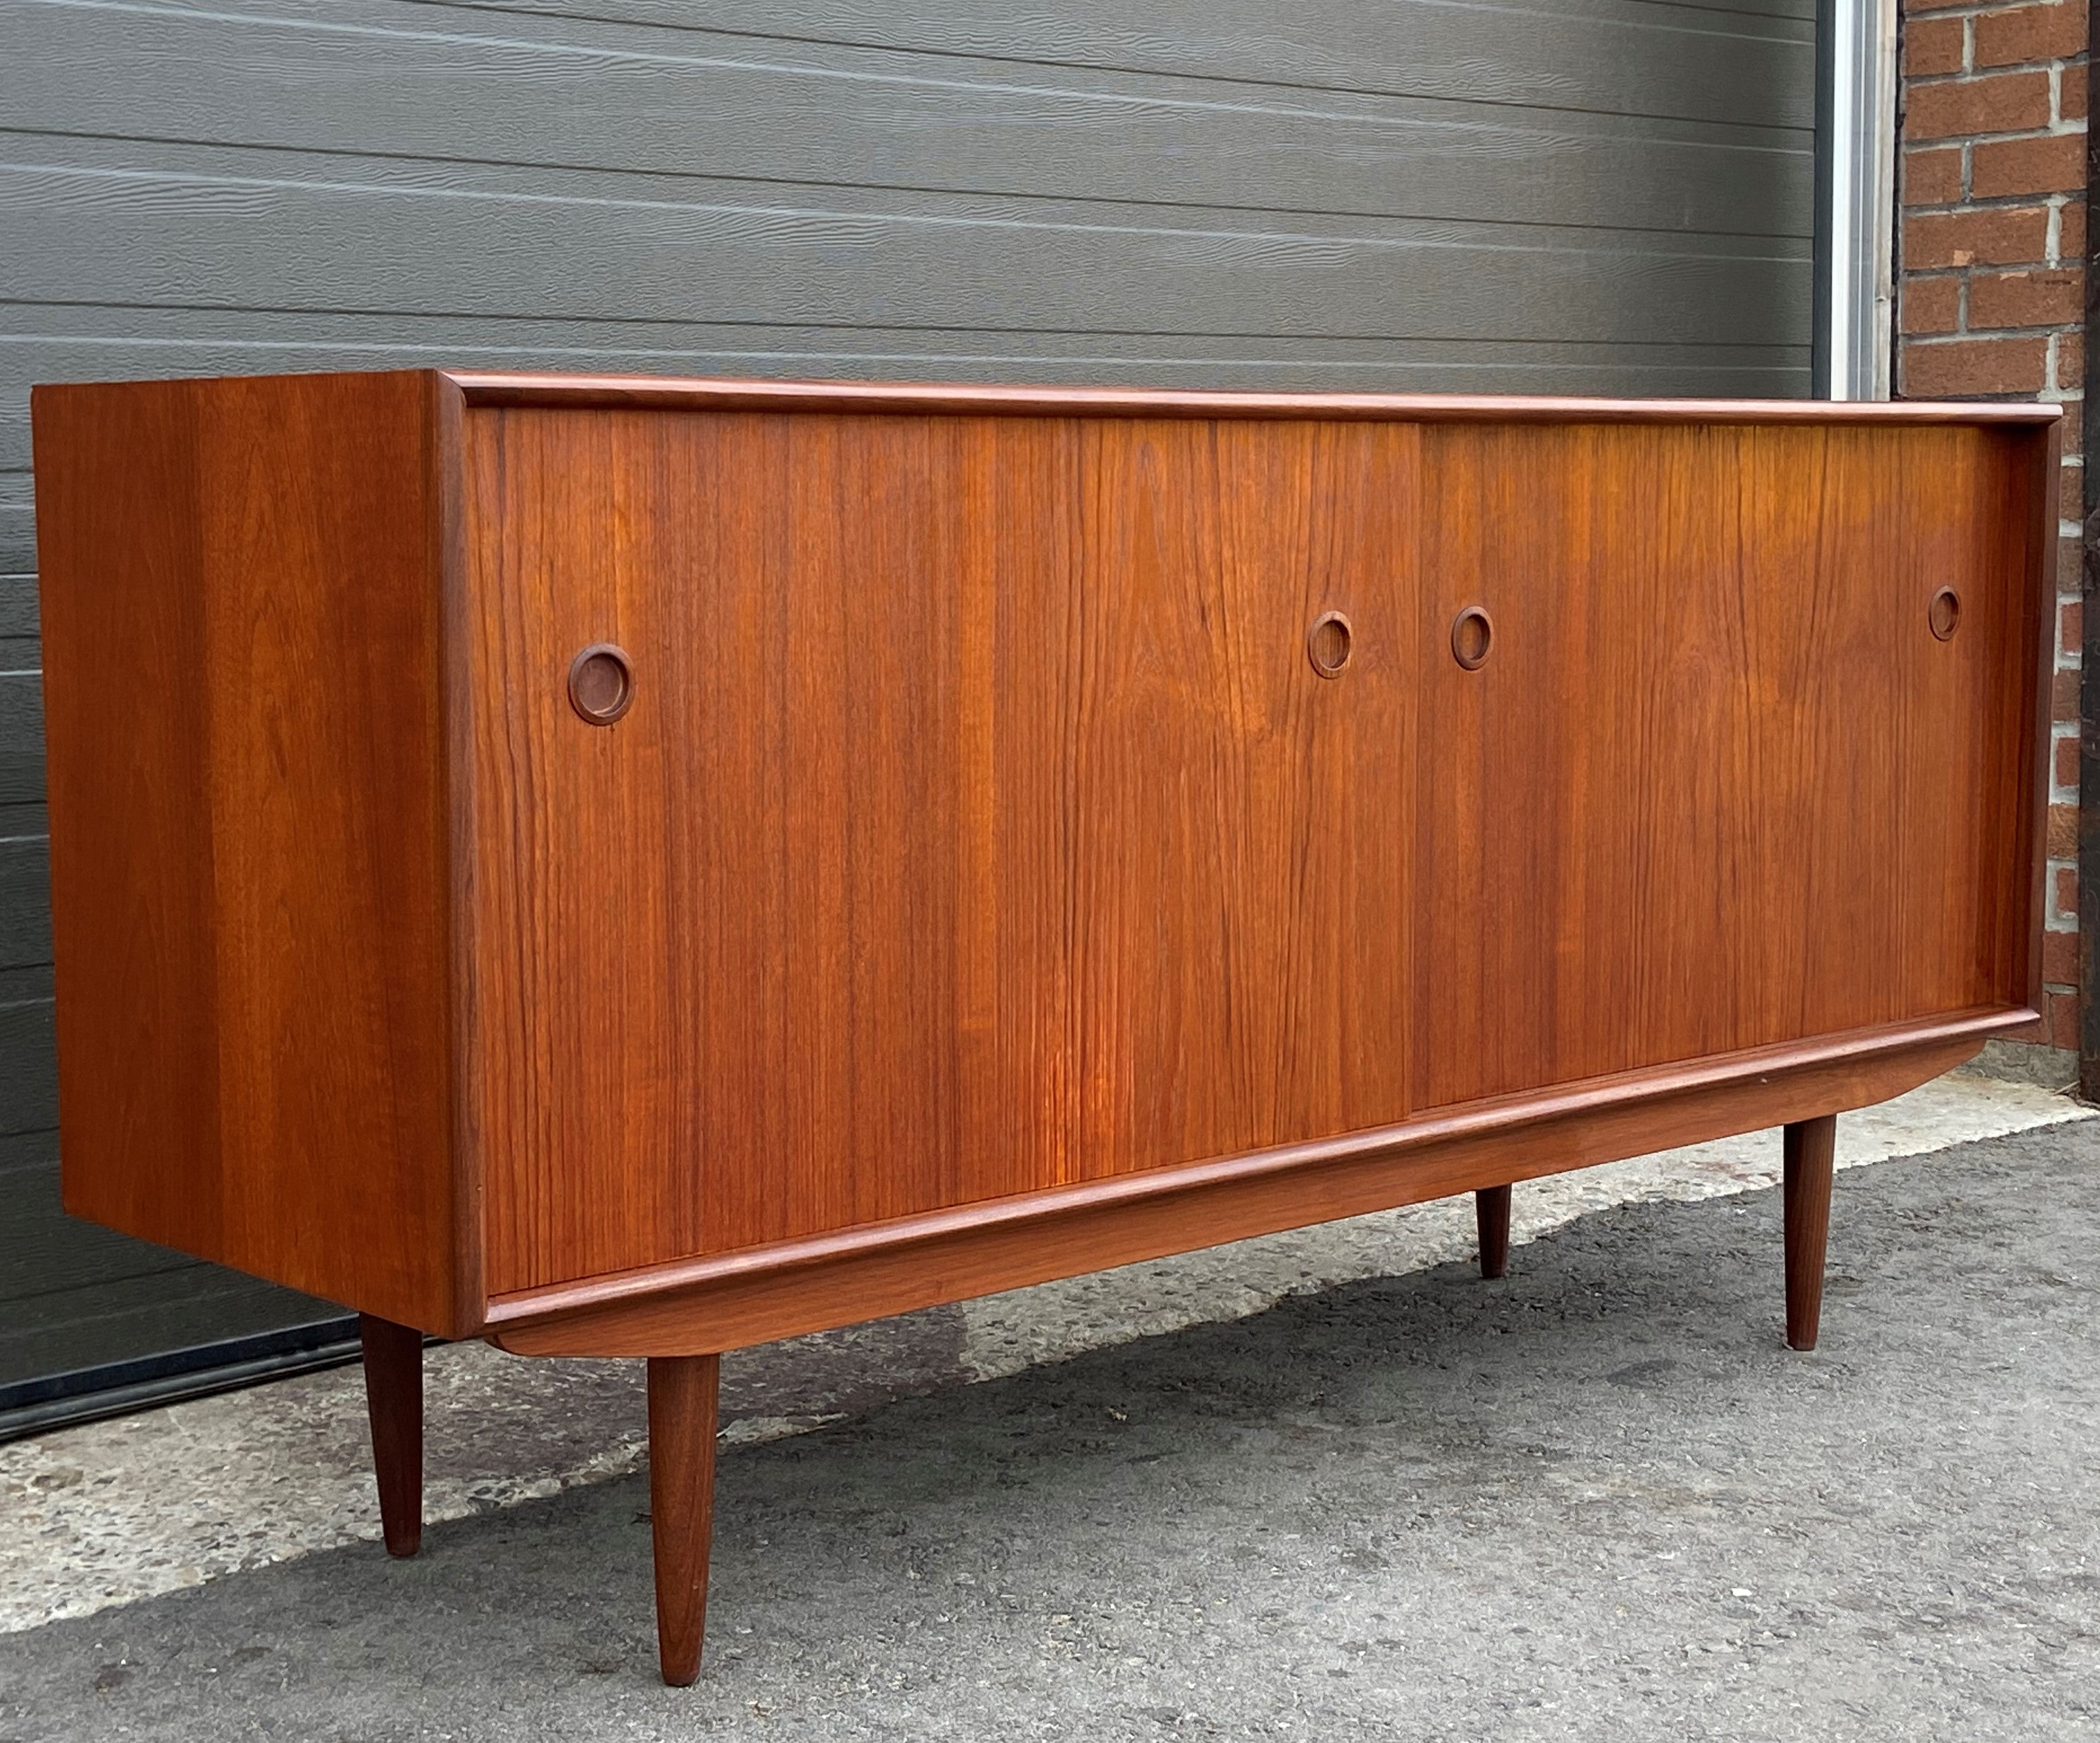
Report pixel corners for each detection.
[0,0,1816,1389]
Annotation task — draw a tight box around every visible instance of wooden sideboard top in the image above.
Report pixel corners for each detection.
[440,368,2065,426]
[29,370,2060,1348]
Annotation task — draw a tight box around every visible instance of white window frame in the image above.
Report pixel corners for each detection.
[1822,0,1900,400]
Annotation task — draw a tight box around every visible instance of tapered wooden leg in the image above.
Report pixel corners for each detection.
[1783,1115,1837,1351]
[648,1354,721,1687]
[359,1314,423,1558]
[1476,1185,1512,1280]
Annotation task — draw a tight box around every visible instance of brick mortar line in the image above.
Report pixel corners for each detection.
[1901,256,2085,265]
[1902,272,2085,283]
[1900,181,2082,198]
[1907,51,2093,66]
[1902,217,2085,229]
[1904,293,2081,304]
[1906,334,2084,345]
[1904,2,2091,16]
[1907,63,2094,72]
[1907,4,2087,13]
[1905,149,2087,169]
[1907,325,2085,336]
[1906,72,2093,88]
[1902,191,2089,207]
[1902,124,2090,144]
[1904,135,2090,154]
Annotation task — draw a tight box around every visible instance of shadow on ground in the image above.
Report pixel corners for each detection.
[2,1124,2096,1741]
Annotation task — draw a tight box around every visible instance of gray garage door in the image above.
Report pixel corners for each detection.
[0,0,1817,1422]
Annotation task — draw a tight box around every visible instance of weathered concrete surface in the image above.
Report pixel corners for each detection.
[1,1121,2095,1741]
[2,1068,2084,1638]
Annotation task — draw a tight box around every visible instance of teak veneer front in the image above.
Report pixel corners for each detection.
[31,372,2059,1684]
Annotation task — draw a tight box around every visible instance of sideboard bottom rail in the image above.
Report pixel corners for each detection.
[371,1008,2014,1686]
[482,1007,2013,1356]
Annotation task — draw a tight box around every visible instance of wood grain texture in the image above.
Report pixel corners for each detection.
[485,1018,2001,1357]
[359,1314,423,1558]
[1409,420,2040,1108]
[465,406,1419,1290]
[447,374,2060,425]
[1782,1113,1836,1351]
[31,372,2057,1357]
[460,391,2052,1299]
[1475,1185,1511,1281]
[32,371,465,1334]
[647,1353,720,1687]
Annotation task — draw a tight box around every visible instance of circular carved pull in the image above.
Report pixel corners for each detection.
[1307,609,1353,678]
[1928,586,1962,642]
[568,642,635,725]
[1450,605,1494,671]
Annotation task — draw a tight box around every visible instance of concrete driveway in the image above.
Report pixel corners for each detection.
[2,1119,2096,1739]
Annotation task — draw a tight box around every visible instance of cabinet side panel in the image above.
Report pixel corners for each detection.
[34,372,461,1333]
[34,382,225,1264]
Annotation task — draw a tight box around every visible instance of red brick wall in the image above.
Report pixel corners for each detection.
[1900,0,2087,1056]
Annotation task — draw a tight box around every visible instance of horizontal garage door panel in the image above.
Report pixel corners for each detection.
[0,668,43,807]
[0,153,1806,348]
[0,839,50,973]
[0,568,36,670]
[0,0,1814,1395]
[415,0,1816,120]
[8,0,1808,236]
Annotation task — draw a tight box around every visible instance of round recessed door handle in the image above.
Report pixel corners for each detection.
[1450,605,1494,671]
[1307,609,1353,678]
[568,642,635,725]
[1928,586,1961,642]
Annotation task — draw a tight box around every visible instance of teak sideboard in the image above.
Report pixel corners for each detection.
[30,372,2059,1683]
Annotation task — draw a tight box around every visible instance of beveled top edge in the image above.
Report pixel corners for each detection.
[440,369,2066,426]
